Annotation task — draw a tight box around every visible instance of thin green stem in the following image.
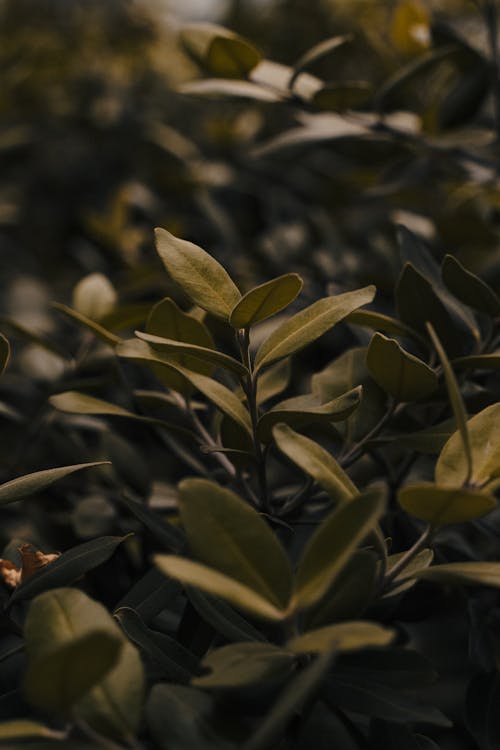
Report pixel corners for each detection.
[340,399,396,469]
[186,399,237,478]
[382,524,432,591]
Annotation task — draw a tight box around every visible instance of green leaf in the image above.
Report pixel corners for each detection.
[136,331,247,378]
[52,302,120,346]
[384,548,434,598]
[147,684,230,750]
[0,462,109,506]
[411,561,500,588]
[118,494,184,552]
[0,720,65,741]
[115,607,197,683]
[397,483,495,527]
[336,648,437,689]
[155,556,286,622]
[346,310,426,346]
[24,588,144,740]
[452,354,500,371]
[180,23,261,78]
[187,588,267,643]
[442,254,500,317]
[25,630,122,715]
[230,274,303,329]
[10,536,132,603]
[436,403,500,488]
[117,339,252,434]
[390,418,455,454]
[396,264,468,358]
[155,228,241,320]
[272,423,357,503]
[289,35,352,91]
[311,81,371,111]
[72,273,117,321]
[192,642,295,690]
[427,322,473,484]
[254,286,376,372]
[179,478,292,608]
[0,334,10,376]
[306,551,378,627]
[243,651,337,750]
[294,488,385,610]
[288,622,394,655]
[258,388,361,443]
[146,296,216,377]
[366,333,437,402]
[180,78,283,101]
[50,391,133,418]
[256,359,291,406]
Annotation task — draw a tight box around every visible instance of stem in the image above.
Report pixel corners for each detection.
[186,399,237,478]
[239,329,270,511]
[382,524,432,590]
[340,399,396,469]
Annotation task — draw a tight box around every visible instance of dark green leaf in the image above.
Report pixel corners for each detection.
[398,483,495,527]
[52,302,120,346]
[180,23,261,78]
[442,254,500,317]
[288,621,394,654]
[229,273,303,328]
[0,462,109,506]
[366,333,437,402]
[136,331,247,377]
[192,642,295,690]
[187,588,266,643]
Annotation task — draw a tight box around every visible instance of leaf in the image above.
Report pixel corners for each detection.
[346,310,425,346]
[336,648,437,689]
[258,388,361,443]
[50,391,134,418]
[0,334,10,376]
[466,673,500,750]
[147,684,230,750]
[391,419,455,454]
[72,273,117,321]
[0,462,109,506]
[24,588,144,740]
[229,273,303,329]
[256,359,291,406]
[115,568,181,624]
[254,286,376,372]
[370,719,426,750]
[0,720,65,741]
[427,322,473,483]
[452,354,500,371]
[398,483,495,527]
[52,302,120,346]
[180,23,261,78]
[10,536,132,603]
[442,254,500,317]
[192,642,295,690]
[411,562,500,588]
[178,478,292,608]
[180,78,283,102]
[136,331,247,378]
[187,588,267,643]
[117,339,252,434]
[311,81,372,112]
[155,228,241,320]
[115,607,197,683]
[391,1,431,55]
[436,403,500,488]
[154,556,286,622]
[294,488,385,610]
[366,333,437,402]
[289,35,352,91]
[325,678,451,726]
[118,494,184,552]
[288,622,394,654]
[243,651,337,750]
[306,551,378,627]
[25,630,122,715]
[384,548,434,598]
[396,264,468,358]
[272,423,357,503]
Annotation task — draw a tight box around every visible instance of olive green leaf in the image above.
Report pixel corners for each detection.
[50,391,133,418]
[187,588,266,643]
[0,333,10,376]
[427,322,473,484]
[192,642,295,690]
[155,228,241,320]
[289,35,352,91]
[452,354,500,371]
[0,462,109,506]
[366,333,438,402]
[384,548,434,598]
[294,488,385,610]
[256,359,291,406]
[254,286,376,372]
[288,621,394,655]
[179,478,292,608]
[180,23,261,78]
[154,556,286,622]
[311,81,372,111]
[116,337,192,394]
[24,588,144,739]
[410,562,500,588]
[436,403,500,488]
[229,273,303,329]
[52,302,120,346]
[398,483,496,527]
[258,387,361,443]
[72,273,117,321]
[442,254,500,317]
[272,423,357,503]
[346,309,426,347]
[136,331,247,378]
[390,418,455,454]
[0,720,66,741]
